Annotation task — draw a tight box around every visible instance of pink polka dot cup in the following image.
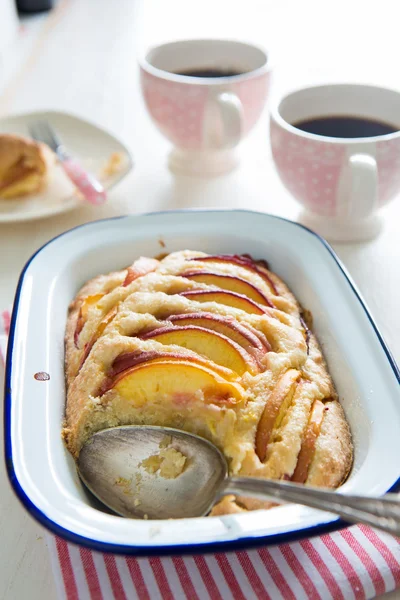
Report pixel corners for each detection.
[140,39,271,176]
[270,84,400,241]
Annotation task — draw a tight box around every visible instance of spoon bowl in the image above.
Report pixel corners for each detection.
[78,426,227,519]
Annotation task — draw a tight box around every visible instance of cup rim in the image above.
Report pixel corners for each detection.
[138,38,271,85]
[270,83,400,144]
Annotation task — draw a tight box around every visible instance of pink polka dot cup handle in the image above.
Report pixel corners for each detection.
[140,39,271,176]
[270,84,400,242]
[61,158,107,205]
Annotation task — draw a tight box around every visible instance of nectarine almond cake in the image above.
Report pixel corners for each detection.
[63,250,352,515]
[0,134,54,199]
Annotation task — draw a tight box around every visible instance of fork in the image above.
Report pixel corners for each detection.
[30,120,107,206]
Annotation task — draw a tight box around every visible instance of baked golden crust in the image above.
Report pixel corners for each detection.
[63,250,353,515]
[0,134,54,199]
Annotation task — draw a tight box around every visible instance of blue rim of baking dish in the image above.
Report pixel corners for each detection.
[4,209,400,556]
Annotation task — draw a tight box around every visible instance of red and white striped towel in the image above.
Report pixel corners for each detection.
[1,310,400,600]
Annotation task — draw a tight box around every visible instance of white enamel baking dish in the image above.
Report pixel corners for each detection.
[5,210,400,555]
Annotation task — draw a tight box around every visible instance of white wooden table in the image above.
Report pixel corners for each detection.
[0,1,399,598]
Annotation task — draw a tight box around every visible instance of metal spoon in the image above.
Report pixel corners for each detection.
[77,426,400,534]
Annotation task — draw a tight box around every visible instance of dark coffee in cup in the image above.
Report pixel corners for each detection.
[175,68,244,78]
[293,115,398,139]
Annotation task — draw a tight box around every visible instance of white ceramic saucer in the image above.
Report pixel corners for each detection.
[0,110,133,222]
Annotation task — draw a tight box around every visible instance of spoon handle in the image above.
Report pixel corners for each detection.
[223,477,400,536]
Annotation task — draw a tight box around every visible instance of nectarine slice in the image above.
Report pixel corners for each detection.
[168,312,271,353]
[141,325,258,375]
[292,399,325,483]
[74,293,104,347]
[78,306,118,370]
[123,257,159,287]
[81,294,104,317]
[112,360,244,406]
[191,254,279,295]
[182,271,273,307]
[255,369,301,462]
[300,315,311,355]
[180,290,266,315]
[109,350,238,382]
